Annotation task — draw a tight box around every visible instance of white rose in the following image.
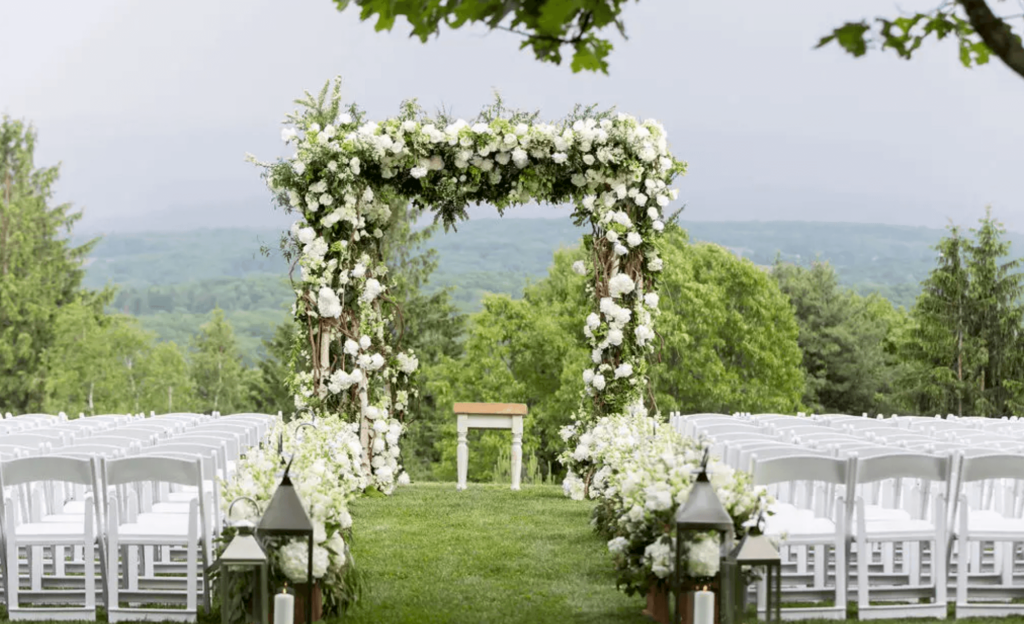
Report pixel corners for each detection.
[572,260,587,276]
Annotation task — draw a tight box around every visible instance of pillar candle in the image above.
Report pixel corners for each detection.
[694,588,714,624]
[274,589,294,624]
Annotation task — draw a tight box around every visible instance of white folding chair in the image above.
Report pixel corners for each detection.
[752,454,856,620]
[1,455,103,620]
[851,451,952,619]
[104,455,211,622]
[952,451,1024,617]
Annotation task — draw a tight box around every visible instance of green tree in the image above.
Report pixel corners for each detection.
[654,232,804,415]
[42,301,152,416]
[137,341,196,414]
[427,225,806,481]
[248,320,299,419]
[191,308,248,414]
[898,225,983,415]
[821,0,1024,81]
[0,116,101,413]
[773,260,904,415]
[332,0,632,73]
[964,208,1024,414]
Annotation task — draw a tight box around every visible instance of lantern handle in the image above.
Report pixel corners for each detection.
[755,510,766,535]
[228,496,261,522]
[700,447,710,471]
[295,421,318,444]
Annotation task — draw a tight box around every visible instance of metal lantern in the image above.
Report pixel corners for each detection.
[674,448,736,624]
[258,458,315,624]
[214,497,269,624]
[728,513,781,624]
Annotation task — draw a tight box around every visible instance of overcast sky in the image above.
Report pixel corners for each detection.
[1,0,1022,234]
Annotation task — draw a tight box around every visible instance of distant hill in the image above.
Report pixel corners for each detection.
[79,219,1021,362]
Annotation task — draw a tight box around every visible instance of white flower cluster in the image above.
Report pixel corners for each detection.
[221,417,365,591]
[365,403,406,493]
[560,412,766,594]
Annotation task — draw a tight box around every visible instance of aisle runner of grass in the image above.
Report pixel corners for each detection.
[344,483,648,624]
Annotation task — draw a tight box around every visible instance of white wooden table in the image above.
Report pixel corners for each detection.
[454,402,527,491]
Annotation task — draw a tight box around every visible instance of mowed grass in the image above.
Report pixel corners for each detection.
[343,482,649,624]
[8,484,1024,624]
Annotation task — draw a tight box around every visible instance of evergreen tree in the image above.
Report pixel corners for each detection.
[0,116,101,413]
[900,225,982,415]
[191,308,247,414]
[248,320,298,419]
[965,208,1024,414]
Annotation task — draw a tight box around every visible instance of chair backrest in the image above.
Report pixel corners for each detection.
[104,455,204,488]
[752,454,856,521]
[958,452,1024,483]
[146,442,227,480]
[0,455,95,487]
[752,454,852,485]
[85,432,157,446]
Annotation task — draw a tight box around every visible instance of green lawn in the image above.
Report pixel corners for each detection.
[343,482,649,624]
[8,484,1024,624]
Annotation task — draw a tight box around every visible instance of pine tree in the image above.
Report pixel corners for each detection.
[0,116,102,413]
[191,309,247,414]
[902,226,976,415]
[965,207,1024,415]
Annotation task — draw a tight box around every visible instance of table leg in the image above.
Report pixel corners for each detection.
[457,414,468,491]
[511,417,522,491]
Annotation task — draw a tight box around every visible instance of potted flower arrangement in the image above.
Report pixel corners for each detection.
[218,417,371,621]
[562,412,767,623]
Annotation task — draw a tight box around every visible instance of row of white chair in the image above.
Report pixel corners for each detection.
[674,412,1024,620]
[0,411,280,621]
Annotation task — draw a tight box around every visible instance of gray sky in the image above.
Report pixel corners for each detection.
[2,0,1022,234]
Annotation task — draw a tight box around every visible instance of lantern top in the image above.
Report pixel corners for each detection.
[219,530,268,566]
[730,512,780,564]
[257,458,313,536]
[675,448,734,532]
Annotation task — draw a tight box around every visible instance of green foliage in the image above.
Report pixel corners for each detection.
[653,228,805,414]
[246,319,299,420]
[819,2,1023,76]
[0,116,102,413]
[897,210,1024,416]
[773,260,905,415]
[42,300,149,415]
[421,226,806,482]
[190,309,248,414]
[332,0,636,74]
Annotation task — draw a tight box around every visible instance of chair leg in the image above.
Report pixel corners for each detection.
[5,520,18,609]
[858,535,870,609]
[957,534,969,605]
[84,538,96,610]
[1001,541,1014,587]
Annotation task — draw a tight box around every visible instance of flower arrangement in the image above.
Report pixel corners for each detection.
[250,79,686,494]
[561,413,766,596]
[220,417,368,617]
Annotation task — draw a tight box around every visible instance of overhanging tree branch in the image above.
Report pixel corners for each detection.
[958,0,1024,78]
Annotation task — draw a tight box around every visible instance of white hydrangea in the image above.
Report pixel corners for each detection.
[317,287,342,318]
[360,278,384,303]
[396,352,419,375]
[572,260,587,276]
[608,274,635,298]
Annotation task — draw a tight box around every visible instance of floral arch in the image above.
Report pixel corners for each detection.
[251,78,685,493]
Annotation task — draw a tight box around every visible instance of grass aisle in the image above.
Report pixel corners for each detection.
[343,483,649,624]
